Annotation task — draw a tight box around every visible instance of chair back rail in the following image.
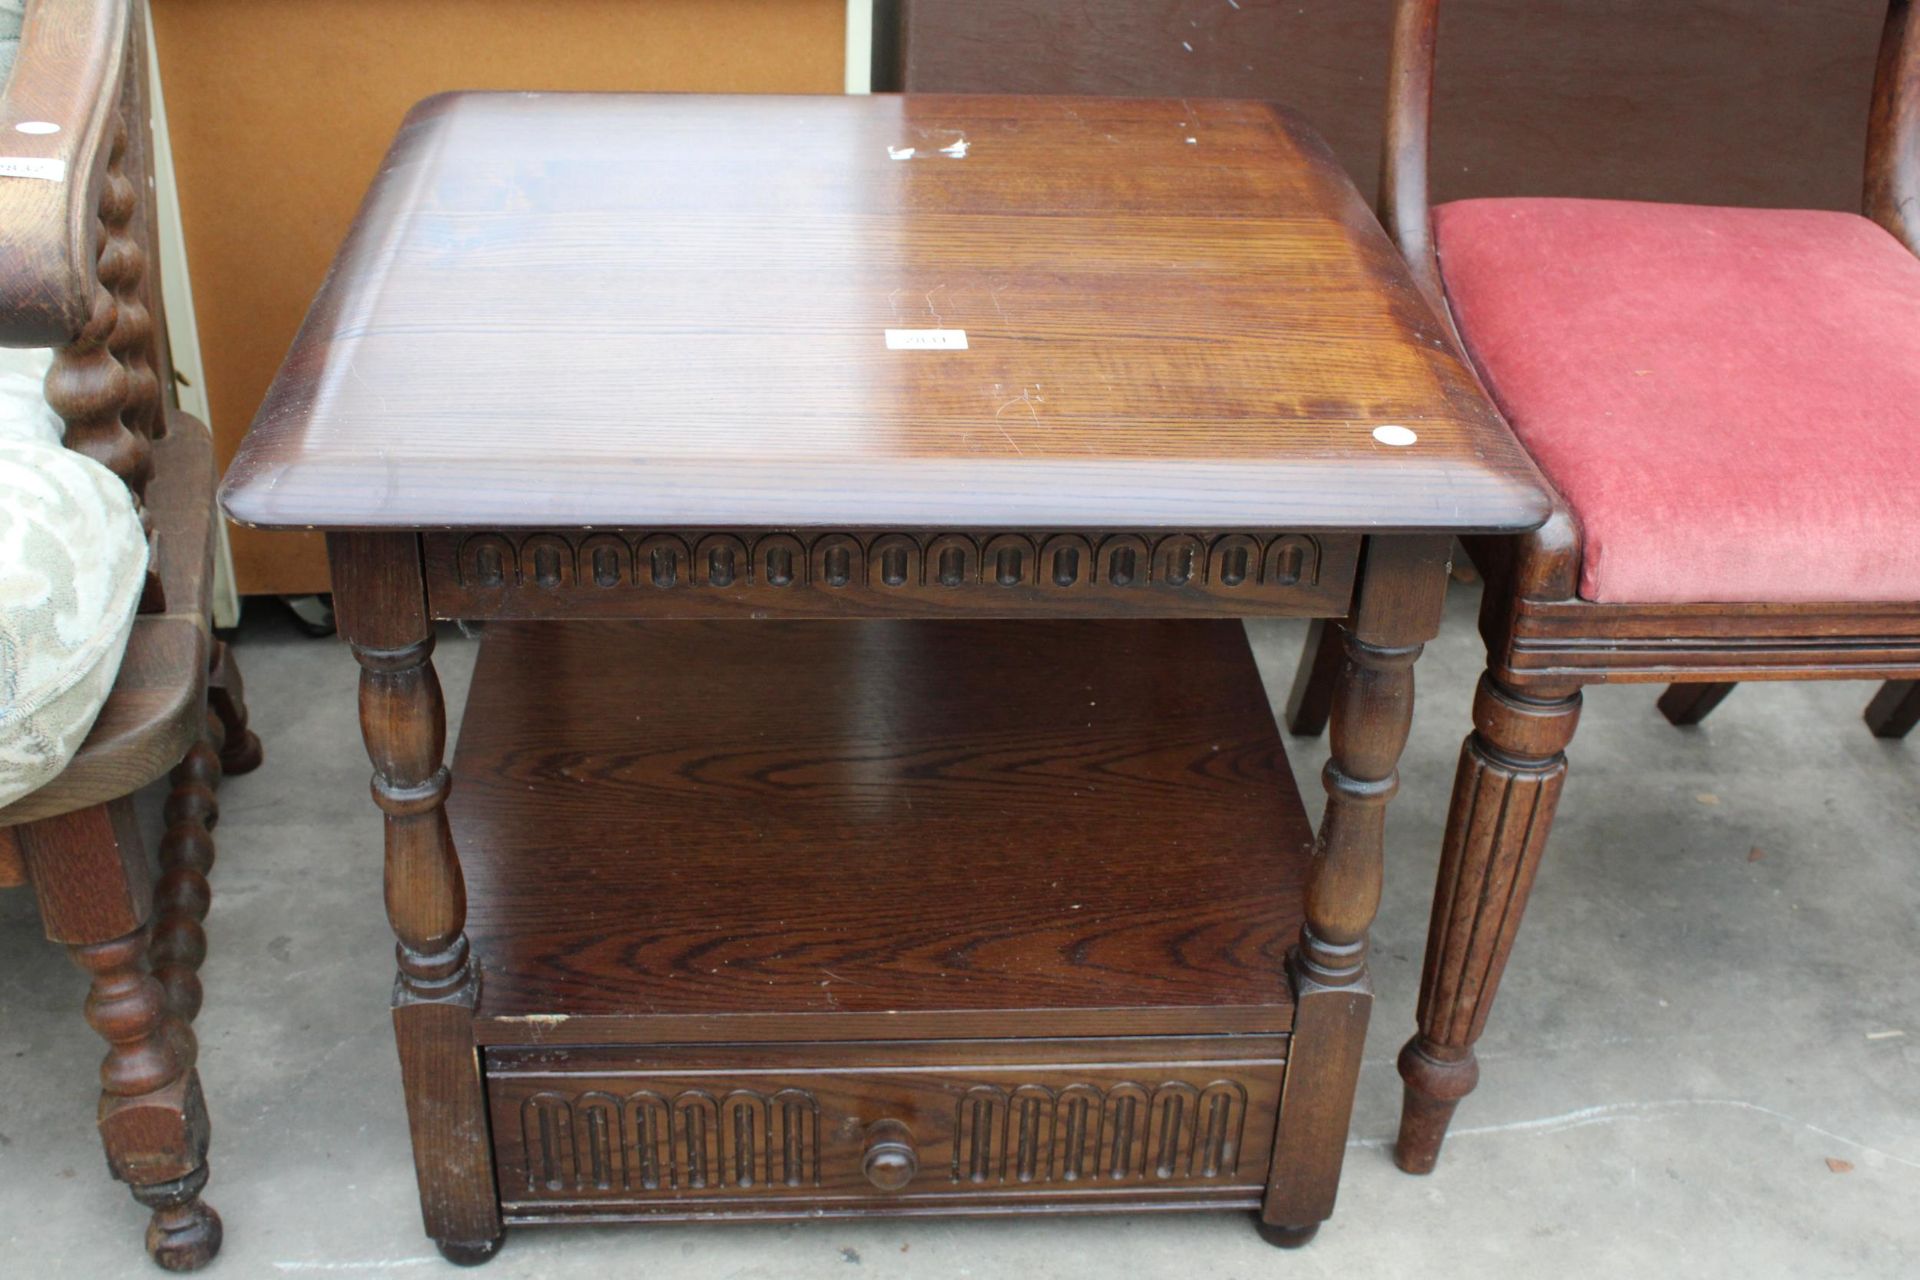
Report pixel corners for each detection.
[1385,0,1920,260]
[1868,0,1920,251]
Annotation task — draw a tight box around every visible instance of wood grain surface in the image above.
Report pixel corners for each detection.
[448,617,1312,1044]
[221,92,1546,534]
[1347,0,1920,1178]
[890,1,1890,216]
[0,0,131,345]
[151,0,847,595]
[485,1038,1285,1217]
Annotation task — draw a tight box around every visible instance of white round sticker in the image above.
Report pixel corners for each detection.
[15,121,61,135]
[1372,424,1418,447]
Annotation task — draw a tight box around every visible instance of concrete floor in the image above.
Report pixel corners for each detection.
[3,586,1918,1278]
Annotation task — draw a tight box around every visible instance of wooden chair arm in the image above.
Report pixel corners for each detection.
[0,409,216,828]
[0,0,132,346]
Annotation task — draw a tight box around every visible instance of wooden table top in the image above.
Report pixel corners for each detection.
[220,92,1546,533]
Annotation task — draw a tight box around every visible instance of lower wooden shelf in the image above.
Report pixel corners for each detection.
[447,619,1317,1222]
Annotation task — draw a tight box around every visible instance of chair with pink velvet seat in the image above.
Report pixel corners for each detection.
[1289,0,1920,1175]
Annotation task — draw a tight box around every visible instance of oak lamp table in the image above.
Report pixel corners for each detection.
[219,92,1546,1263]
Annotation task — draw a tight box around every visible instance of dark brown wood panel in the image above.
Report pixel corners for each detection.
[424,528,1359,621]
[219,93,1546,536]
[486,1038,1284,1215]
[448,618,1310,1044]
[892,0,1887,215]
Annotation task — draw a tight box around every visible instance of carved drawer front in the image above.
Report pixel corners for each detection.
[485,1038,1285,1218]
[425,529,1359,621]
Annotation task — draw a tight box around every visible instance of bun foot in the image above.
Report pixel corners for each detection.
[437,1234,505,1266]
[1255,1218,1320,1249]
[145,1199,222,1272]
[219,729,265,777]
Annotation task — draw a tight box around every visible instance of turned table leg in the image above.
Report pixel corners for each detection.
[1395,673,1582,1173]
[1260,537,1451,1242]
[19,797,220,1271]
[330,533,503,1265]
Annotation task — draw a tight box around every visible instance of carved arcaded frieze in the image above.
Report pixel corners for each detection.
[952,1079,1248,1186]
[449,530,1322,594]
[518,1086,821,1197]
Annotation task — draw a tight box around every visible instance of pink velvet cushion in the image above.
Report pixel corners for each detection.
[1435,198,1920,603]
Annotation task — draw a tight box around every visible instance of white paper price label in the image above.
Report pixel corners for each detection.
[884,328,969,351]
[0,156,66,181]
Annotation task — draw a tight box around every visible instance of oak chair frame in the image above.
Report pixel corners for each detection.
[1289,0,1920,1174]
[1,0,261,1269]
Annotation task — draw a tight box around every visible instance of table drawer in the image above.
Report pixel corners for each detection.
[485,1038,1284,1218]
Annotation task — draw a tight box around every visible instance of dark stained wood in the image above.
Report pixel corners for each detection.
[7,0,172,611]
[1284,619,1347,737]
[425,529,1358,623]
[433,616,1343,1231]
[1497,596,1920,683]
[150,0,847,597]
[0,417,214,827]
[240,81,1541,1250]
[1655,681,1737,726]
[1395,676,1580,1174]
[891,1,1891,221]
[0,827,24,888]
[1868,0,1920,253]
[485,1038,1285,1218]
[1864,679,1920,737]
[450,618,1309,1043]
[220,92,1545,535]
[150,737,221,1023]
[16,796,151,944]
[205,639,264,775]
[863,1119,919,1193]
[16,797,221,1269]
[1,6,260,1268]
[327,532,503,1263]
[1655,675,1920,730]
[0,0,129,345]
[1286,0,1920,1175]
[1263,535,1449,1231]
[1379,0,1449,326]
[0,620,199,826]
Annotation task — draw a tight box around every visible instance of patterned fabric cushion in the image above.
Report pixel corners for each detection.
[0,346,149,810]
[0,343,60,446]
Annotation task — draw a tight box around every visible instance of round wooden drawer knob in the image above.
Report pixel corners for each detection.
[862,1120,917,1191]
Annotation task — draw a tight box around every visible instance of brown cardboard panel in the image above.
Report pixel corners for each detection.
[896,0,1882,211]
[153,0,845,595]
